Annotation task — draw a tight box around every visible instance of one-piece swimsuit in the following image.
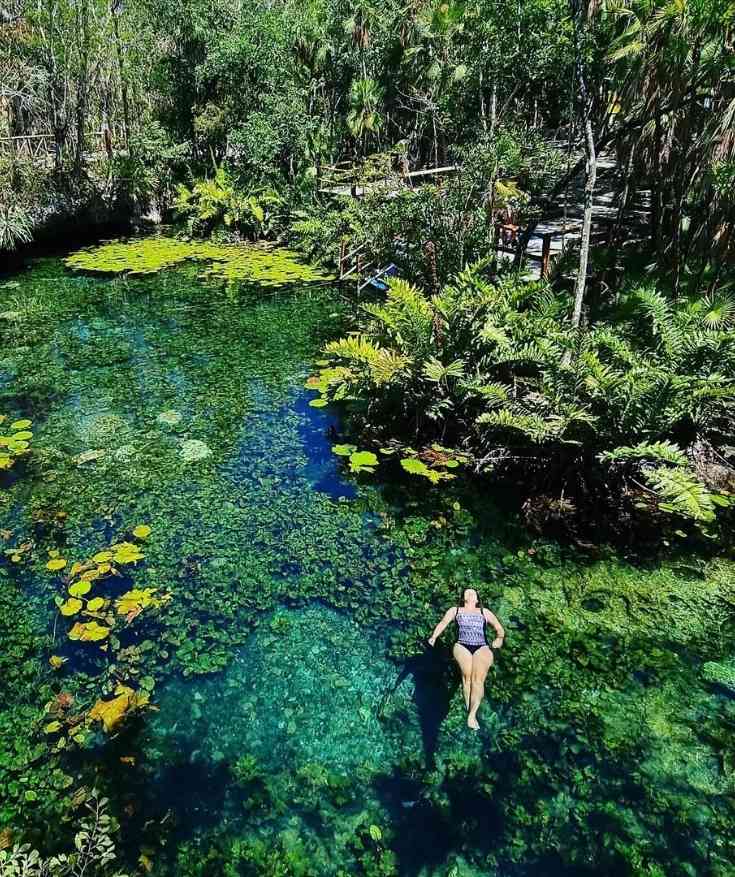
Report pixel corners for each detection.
[455,607,489,655]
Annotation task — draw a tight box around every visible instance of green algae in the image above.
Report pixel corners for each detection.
[64,236,334,285]
[2,246,735,875]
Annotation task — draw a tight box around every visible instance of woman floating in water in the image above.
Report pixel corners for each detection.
[428,588,504,730]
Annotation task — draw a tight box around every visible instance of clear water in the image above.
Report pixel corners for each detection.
[1,250,735,876]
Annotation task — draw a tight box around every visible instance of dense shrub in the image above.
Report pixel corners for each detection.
[312,265,735,538]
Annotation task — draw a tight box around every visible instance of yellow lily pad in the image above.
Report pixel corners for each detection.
[115,587,168,616]
[79,568,101,582]
[44,721,62,734]
[49,655,68,670]
[46,558,67,571]
[68,621,110,642]
[89,685,149,733]
[59,598,83,616]
[132,524,152,539]
[87,597,106,611]
[93,551,114,563]
[69,580,92,597]
[10,419,32,430]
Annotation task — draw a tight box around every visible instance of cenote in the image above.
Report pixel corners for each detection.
[2,238,735,877]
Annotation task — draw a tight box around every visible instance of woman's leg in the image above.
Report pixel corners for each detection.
[452,643,474,710]
[467,647,494,729]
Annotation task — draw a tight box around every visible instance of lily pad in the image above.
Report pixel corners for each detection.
[309,398,328,408]
[132,524,152,539]
[332,444,357,457]
[349,451,378,474]
[68,621,111,642]
[10,419,32,430]
[69,581,92,597]
[46,558,67,571]
[59,598,83,616]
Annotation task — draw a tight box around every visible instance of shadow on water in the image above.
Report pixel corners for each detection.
[379,644,459,768]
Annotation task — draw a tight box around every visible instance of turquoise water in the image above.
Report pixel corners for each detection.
[1,249,735,875]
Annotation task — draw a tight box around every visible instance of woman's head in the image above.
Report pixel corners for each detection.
[459,587,481,608]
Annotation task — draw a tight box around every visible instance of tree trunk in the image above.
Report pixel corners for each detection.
[572,114,597,328]
[74,0,90,175]
[489,80,497,138]
[111,0,131,149]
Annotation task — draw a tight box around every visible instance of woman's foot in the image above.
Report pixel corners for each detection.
[467,714,480,730]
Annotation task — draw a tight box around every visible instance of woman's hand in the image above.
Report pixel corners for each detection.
[428,636,436,647]
[492,636,504,649]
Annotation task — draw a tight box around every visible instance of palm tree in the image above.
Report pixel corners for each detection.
[347,76,383,156]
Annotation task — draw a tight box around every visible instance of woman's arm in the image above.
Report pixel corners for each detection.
[428,608,456,646]
[484,609,505,648]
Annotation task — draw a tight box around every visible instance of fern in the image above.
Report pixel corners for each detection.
[422,357,465,383]
[600,441,689,466]
[643,465,717,521]
[476,409,556,442]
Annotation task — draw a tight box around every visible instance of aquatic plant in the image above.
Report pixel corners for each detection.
[64,237,332,286]
[0,790,128,876]
[0,416,33,475]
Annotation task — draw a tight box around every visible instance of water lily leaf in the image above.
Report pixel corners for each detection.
[68,621,110,642]
[69,581,92,597]
[10,419,32,430]
[97,562,112,574]
[49,655,68,670]
[44,721,62,734]
[59,598,83,616]
[87,597,106,611]
[133,524,152,539]
[79,568,101,582]
[309,398,328,408]
[46,558,67,571]
[349,451,378,474]
[93,551,113,563]
[332,444,357,457]
[115,588,165,616]
[89,685,148,733]
[12,431,32,440]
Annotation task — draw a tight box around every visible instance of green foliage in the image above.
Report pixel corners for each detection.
[0,791,127,876]
[316,266,735,530]
[174,167,284,239]
[0,206,34,253]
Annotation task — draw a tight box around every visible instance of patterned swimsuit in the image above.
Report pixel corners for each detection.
[455,607,489,655]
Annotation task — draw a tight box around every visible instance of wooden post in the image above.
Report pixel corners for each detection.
[541,233,552,279]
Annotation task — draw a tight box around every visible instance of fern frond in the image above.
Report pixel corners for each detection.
[599,441,688,466]
[643,466,717,521]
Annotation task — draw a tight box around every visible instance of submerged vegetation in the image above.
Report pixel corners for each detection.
[0,254,734,876]
[2,0,735,871]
